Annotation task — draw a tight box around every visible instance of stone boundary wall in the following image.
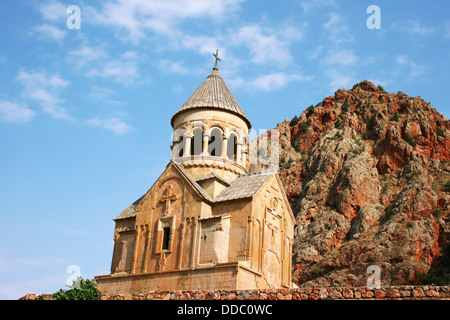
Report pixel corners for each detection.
[21,285,449,300]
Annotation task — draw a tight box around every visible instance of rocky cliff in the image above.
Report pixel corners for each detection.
[255,81,450,287]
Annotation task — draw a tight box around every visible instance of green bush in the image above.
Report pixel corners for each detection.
[404,133,417,147]
[306,105,314,115]
[377,85,385,92]
[437,127,445,137]
[334,118,341,128]
[415,271,428,284]
[392,112,400,121]
[52,278,102,300]
[313,267,325,275]
[365,115,374,131]
[300,121,309,132]
[341,101,349,113]
[444,181,450,192]
[290,115,299,127]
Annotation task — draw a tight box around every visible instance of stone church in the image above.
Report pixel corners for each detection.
[95,54,295,294]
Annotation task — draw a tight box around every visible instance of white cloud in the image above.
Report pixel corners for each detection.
[323,49,358,66]
[81,1,302,72]
[231,24,296,65]
[158,58,206,76]
[87,117,134,134]
[231,72,312,92]
[16,70,71,120]
[159,59,190,75]
[34,24,66,40]
[0,100,36,123]
[395,55,427,78]
[325,68,353,91]
[306,45,324,60]
[87,60,140,84]
[181,35,222,55]
[38,0,68,22]
[17,70,69,88]
[86,86,124,105]
[122,51,138,60]
[314,13,358,91]
[86,0,244,42]
[323,12,354,44]
[393,19,435,36]
[300,0,336,13]
[68,44,141,85]
[181,21,304,71]
[67,45,108,68]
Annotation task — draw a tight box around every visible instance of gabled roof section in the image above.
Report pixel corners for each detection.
[214,168,277,202]
[171,161,214,203]
[114,161,214,221]
[171,68,251,129]
[114,164,282,221]
[196,172,230,187]
[114,195,144,221]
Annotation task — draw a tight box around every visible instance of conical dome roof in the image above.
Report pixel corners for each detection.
[171,67,251,129]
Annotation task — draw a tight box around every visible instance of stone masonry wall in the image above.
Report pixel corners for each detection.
[21,286,449,300]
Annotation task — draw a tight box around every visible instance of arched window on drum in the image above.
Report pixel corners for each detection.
[208,128,223,157]
[191,127,204,156]
[227,132,238,161]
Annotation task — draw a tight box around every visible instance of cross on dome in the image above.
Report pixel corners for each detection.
[212,49,221,70]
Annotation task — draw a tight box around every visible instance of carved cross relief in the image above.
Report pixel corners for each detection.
[159,185,177,217]
[159,250,167,271]
[266,197,281,250]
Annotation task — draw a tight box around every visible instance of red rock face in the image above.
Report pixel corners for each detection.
[255,81,450,287]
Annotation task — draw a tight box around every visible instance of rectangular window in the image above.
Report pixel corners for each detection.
[162,227,171,250]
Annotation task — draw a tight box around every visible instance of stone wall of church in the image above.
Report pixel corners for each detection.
[96,265,241,295]
[212,198,252,264]
[247,175,295,289]
[103,163,296,292]
[111,218,136,274]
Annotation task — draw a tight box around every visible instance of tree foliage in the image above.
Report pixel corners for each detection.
[290,115,299,127]
[52,278,102,300]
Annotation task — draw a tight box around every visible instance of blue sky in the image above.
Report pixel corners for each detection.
[0,0,449,299]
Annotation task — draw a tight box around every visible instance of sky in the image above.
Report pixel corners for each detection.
[0,0,449,299]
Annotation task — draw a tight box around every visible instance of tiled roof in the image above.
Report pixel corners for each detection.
[196,172,230,186]
[113,195,143,221]
[214,169,276,202]
[171,68,251,129]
